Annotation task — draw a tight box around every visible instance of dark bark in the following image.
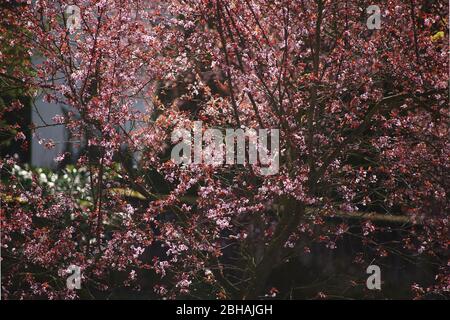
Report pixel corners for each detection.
[243,199,304,299]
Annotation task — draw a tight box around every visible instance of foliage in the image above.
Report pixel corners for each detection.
[0,0,448,299]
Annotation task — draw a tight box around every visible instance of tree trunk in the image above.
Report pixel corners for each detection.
[243,199,304,299]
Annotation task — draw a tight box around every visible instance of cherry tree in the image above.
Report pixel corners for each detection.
[1,0,448,299]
